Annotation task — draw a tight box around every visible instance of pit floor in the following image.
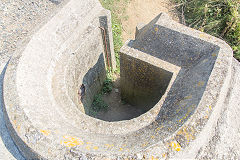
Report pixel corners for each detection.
[95,75,145,122]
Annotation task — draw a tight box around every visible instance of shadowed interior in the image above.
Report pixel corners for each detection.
[74,53,172,121]
[120,54,173,112]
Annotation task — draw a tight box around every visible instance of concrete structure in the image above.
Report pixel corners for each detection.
[0,0,240,159]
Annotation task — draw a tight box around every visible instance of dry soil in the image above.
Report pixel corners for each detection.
[121,0,179,42]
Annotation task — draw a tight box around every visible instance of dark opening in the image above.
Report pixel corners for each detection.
[120,54,173,113]
[80,53,172,122]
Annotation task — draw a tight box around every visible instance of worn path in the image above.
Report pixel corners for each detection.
[121,0,179,42]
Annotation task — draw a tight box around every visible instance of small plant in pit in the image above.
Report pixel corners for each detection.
[121,99,127,105]
[90,71,113,115]
[90,93,108,117]
[92,94,108,112]
[102,71,113,94]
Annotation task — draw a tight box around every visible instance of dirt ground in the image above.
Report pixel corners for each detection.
[121,0,179,42]
[95,0,179,122]
[96,75,145,122]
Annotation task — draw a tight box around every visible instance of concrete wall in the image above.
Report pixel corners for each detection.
[3,0,117,159]
[80,54,106,114]
[120,53,173,111]
[1,3,236,158]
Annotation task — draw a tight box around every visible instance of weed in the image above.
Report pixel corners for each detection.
[90,71,113,115]
[102,78,113,93]
[90,73,113,114]
[89,109,97,117]
[121,99,127,105]
[91,0,130,115]
[91,94,108,114]
[173,0,240,60]
[99,0,130,73]
[102,71,113,93]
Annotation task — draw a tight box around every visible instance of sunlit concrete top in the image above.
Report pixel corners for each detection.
[2,0,236,158]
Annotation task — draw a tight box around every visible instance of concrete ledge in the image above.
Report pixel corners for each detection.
[119,13,233,158]
[2,3,234,159]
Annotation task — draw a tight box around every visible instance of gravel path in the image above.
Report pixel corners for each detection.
[0,0,65,159]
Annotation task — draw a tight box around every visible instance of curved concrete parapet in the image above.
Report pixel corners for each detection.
[2,0,236,159]
[120,13,233,159]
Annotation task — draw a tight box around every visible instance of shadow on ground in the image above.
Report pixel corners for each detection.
[0,61,25,160]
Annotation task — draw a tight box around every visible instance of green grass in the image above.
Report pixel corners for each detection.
[90,71,113,115]
[91,94,108,111]
[91,0,130,115]
[99,0,130,73]
[173,0,240,60]
[100,0,240,60]
[102,71,113,93]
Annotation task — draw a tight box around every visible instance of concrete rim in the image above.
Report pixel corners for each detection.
[2,7,234,159]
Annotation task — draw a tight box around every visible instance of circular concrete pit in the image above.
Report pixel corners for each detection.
[80,53,173,122]
[2,0,234,159]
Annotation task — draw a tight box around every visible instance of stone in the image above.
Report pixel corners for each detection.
[0,0,240,159]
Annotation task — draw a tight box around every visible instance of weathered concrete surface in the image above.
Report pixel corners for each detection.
[119,13,238,159]
[0,64,24,160]
[1,0,240,159]
[120,53,174,110]
[3,0,118,159]
[195,58,240,159]
[0,0,67,159]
